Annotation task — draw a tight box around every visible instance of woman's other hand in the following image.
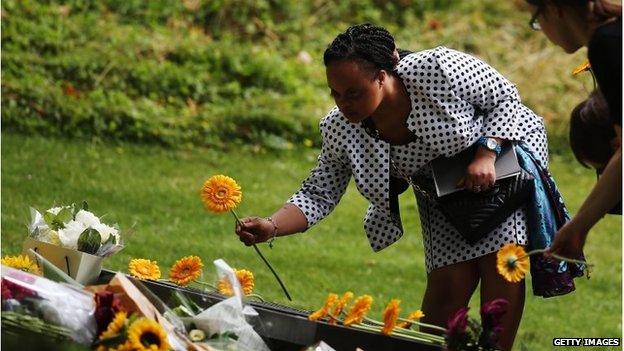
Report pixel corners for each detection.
[235,217,275,246]
[546,220,588,260]
[459,148,497,192]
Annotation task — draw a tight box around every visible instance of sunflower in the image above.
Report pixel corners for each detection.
[100,311,128,340]
[96,341,132,351]
[200,175,242,213]
[308,293,338,321]
[381,299,401,335]
[496,244,530,283]
[329,291,353,325]
[398,310,425,329]
[343,295,373,326]
[217,269,255,296]
[128,259,161,280]
[572,60,591,76]
[126,318,169,351]
[1,255,41,275]
[169,256,203,286]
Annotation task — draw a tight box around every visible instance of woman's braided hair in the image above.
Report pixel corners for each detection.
[323,23,398,73]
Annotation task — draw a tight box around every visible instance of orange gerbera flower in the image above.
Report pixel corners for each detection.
[496,244,530,283]
[329,291,354,325]
[169,256,203,286]
[200,175,242,213]
[128,259,161,280]
[572,60,591,76]
[381,299,401,335]
[398,310,425,329]
[343,295,373,326]
[308,293,338,321]
[217,269,255,296]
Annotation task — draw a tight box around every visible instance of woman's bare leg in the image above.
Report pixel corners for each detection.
[420,259,480,334]
[478,251,526,351]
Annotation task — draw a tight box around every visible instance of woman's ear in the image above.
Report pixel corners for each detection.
[377,70,388,87]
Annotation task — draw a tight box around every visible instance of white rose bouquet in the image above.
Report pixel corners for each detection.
[29,202,123,257]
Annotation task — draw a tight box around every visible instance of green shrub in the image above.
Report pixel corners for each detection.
[1,0,586,151]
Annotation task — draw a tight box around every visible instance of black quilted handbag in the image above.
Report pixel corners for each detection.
[431,170,534,245]
[394,153,535,245]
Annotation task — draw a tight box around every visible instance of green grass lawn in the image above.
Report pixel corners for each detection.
[1,133,621,350]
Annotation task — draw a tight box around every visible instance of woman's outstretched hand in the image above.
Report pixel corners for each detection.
[235,217,275,246]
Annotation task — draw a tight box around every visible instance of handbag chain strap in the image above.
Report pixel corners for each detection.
[389,158,438,203]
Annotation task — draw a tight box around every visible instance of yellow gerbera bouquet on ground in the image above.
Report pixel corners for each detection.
[308,292,445,346]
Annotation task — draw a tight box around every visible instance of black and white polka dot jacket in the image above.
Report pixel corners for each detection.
[288,46,544,252]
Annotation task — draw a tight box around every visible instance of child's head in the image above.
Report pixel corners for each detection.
[569,90,619,171]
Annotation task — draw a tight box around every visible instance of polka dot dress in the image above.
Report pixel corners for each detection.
[288,46,549,271]
[390,125,549,273]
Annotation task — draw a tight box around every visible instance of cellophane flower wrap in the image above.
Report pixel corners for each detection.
[1,265,97,345]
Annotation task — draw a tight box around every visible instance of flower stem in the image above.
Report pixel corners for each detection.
[350,323,443,345]
[193,280,217,291]
[231,210,292,301]
[252,244,292,301]
[516,248,593,267]
[246,293,266,302]
[363,316,383,326]
[397,317,448,332]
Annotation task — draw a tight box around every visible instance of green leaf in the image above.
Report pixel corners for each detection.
[76,228,101,255]
[81,201,89,211]
[55,207,73,224]
[43,211,55,227]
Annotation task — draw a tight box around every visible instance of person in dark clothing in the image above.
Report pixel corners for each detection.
[570,90,621,214]
[525,0,621,259]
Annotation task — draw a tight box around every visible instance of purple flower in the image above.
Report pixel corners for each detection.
[94,291,122,334]
[480,298,508,332]
[448,306,470,334]
[446,306,471,350]
[479,298,509,349]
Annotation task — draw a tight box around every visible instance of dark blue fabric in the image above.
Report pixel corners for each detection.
[516,144,586,298]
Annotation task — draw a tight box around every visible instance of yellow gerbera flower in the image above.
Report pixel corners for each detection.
[217,269,255,296]
[99,311,128,340]
[398,310,425,329]
[308,293,339,321]
[329,291,353,325]
[496,244,530,283]
[128,259,161,280]
[1,255,41,275]
[572,60,591,76]
[343,295,373,326]
[169,256,203,286]
[126,318,170,351]
[200,175,242,213]
[381,299,401,335]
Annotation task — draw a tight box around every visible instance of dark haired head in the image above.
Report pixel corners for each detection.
[525,0,621,19]
[323,23,398,74]
[569,90,616,168]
